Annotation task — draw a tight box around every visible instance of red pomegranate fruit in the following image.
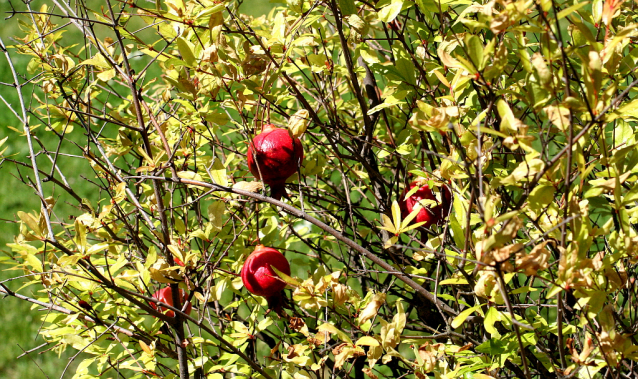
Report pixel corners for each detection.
[150,286,192,318]
[78,300,93,311]
[399,177,452,228]
[241,245,291,298]
[247,124,304,200]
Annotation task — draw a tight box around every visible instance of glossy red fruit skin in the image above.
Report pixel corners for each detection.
[241,245,291,298]
[150,287,192,318]
[399,179,452,228]
[247,124,304,200]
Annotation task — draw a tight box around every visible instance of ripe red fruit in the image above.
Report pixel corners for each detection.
[241,245,290,298]
[399,178,452,228]
[78,300,92,311]
[247,124,304,200]
[150,286,192,318]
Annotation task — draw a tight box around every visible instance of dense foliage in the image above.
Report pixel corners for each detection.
[2,0,638,377]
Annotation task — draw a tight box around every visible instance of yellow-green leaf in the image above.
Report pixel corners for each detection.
[355,336,380,346]
[176,37,197,67]
[210,159,228,186]
[451,304,481,329]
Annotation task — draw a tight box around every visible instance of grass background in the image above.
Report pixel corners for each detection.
[0,0,274,377]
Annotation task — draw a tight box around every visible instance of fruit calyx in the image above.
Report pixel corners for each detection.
[150,286,192,318]
[260,123,278,134]
[241,245,291,299]
[399,177,452,228]
[247,124,304,200]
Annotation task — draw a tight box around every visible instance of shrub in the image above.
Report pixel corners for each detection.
[2,0,638,378]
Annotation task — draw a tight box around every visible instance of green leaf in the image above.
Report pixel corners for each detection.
[210,158,228,187]
[177,171,204,182]
[24,254,43,272]
[391,42,416,85]
[396,143,414,155]
[318,323,353,344]
[80,54,111,69]
[378,0,405,23]
[356,336,380,346]
[531,52,552,87]
[451,304,481,329]
[465,35,484,71]
[176,37,197,67]
[557,2,588,20]
[528,182,556,209]
[400,205,425,230]
[204,110,230,126]
[18,211,41,236]
[415,0,448,12]
[338,0,356,15]
[484,307,501,337]
[546,285,563,298]
[475,338,507,355]
[270,265,301,287]
[615,98,638,121]
[439,278,469,285]
[476,126,507,139]
[378,213,397,234]
[270,12,286,45]
[391,200,402,231]
[207,201,225,230]
[368,101,406,115]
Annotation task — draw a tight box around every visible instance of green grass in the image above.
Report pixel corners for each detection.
[0,51,81,377]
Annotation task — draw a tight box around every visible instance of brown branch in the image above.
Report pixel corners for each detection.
[128,175,459,317]
[0,284,178,359]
